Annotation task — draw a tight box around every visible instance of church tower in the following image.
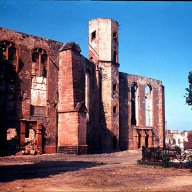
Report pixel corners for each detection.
[89,18,120,151]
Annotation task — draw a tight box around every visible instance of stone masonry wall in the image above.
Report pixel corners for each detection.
[119,72,165,150]
[57,44,97,154]
[89,18,120,152]
[0,27,62,154]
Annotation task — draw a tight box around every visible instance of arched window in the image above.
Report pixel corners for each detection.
[145,85,153,126]
[32,48,47,77]
[31,48,48,115]
[0,40,18,115]
[0,40,18,71]
[131,82,138,126]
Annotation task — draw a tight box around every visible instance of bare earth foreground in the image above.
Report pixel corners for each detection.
[0,151,192,192]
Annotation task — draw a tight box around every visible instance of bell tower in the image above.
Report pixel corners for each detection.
[89,18,120,151]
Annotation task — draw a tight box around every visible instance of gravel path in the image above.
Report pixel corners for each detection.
[0,150,191,192]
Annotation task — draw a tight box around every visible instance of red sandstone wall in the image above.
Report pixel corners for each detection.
[119,72,165,150]
[57,43,99,154]
[0,27,62,154]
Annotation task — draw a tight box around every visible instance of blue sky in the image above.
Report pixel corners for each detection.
[0,1,192,131]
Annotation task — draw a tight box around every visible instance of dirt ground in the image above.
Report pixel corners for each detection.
[0,150,192,192]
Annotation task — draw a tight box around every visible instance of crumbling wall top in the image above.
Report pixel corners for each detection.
[59,42,81,52]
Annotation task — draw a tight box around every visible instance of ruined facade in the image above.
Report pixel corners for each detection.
[165,130,192,150]
[0,18,165,155]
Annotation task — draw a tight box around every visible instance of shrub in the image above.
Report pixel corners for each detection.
[161,153,170,167]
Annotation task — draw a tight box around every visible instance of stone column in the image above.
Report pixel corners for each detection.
[133,129,138,149]
[36,123,42,153]
[148,130,153,148]
[141,130,146,147]
[20,121,26,149]
[158,85,165,148]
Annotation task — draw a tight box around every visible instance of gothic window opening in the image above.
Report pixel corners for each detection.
[8,46,17,70]
[131,82,138,126]
[145,85,153,127]
[32,52,39,76]
[0,40,18,71]
[0,40,18,115]
[31,48,48,115]
[32,48,47,77]
[85,72,91,118]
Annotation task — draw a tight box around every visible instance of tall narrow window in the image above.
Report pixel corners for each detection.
[31,48,47,77]
[32,52,39,76]
[131,82,138,125]
[113,51,117,63]
[145,85,153,126]
[113,105,117,114]
[85,72,91,114]
[91,31,96,41]
[0,40,18,115]
[113,32,117,43]
[0,40,18,71]
[31,48,48,115]
[113,83,117,94]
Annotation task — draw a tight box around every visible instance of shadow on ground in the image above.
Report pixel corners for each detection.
[0,160,104,182]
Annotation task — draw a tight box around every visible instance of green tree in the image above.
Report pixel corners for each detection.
[185,71,192,108]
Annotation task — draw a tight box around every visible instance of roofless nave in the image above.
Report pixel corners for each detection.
[0,18,165,155]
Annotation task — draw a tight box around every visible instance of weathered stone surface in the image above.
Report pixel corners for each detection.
[119,73,165,150]
[0,18,165,155]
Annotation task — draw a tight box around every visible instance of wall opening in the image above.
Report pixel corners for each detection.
[131,82,138,126]
[113,83,117,94]
[145,134,149,148]
[113,105,117,115]
[138,133,141,148]
[91,31,96,41]
[32,48,47,77]
[85,71,91,121]
[0,40,18,71]
[31,48,48,115]
[0,40,18,115]
[89,56,93,61]
[145,85,152,126]
[113,51,117,63]
[113,32,117,43]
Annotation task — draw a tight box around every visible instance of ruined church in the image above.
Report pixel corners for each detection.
[0,18,165,155]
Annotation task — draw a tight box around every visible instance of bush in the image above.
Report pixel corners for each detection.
[161,153,170,167]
